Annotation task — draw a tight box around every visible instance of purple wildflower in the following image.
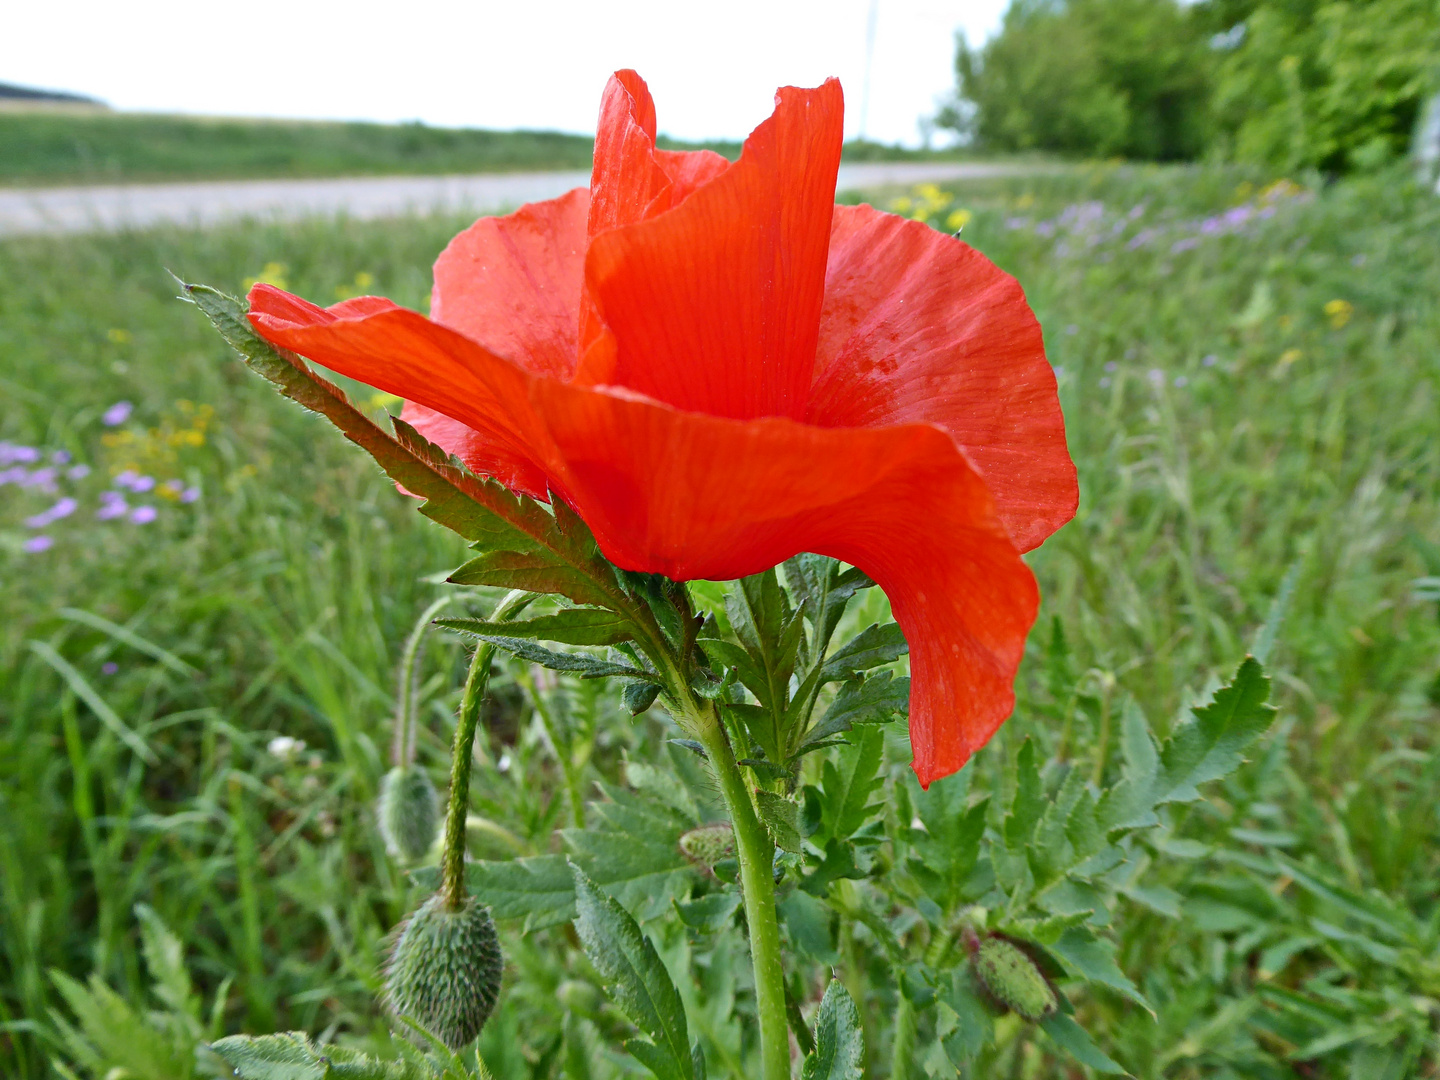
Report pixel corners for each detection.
[23,535,54,553]
[0,443,42,465]
[1200,217,1223,234]
[1174,375,1189,388]
[1004,216,1031,230]
[68,464,91,480]
[1203,354,1219,367]
[1222,205,1254,227]
[1035,221,1056,238]
[1127,203,1148,220]
[1171,237,1201,254]
[102,401,134,426]
[1148,369,1165,386]
[130,506,158,524]
[22,467,58,493]
[101,662,119,675]
[24,497,78,528]
[1053,365,1065,378]
[181,486,201,504]
[96,492,129,520]
[1257,206,1277,220]
[1065,324,1079,336]
[51,450,71,465]
[1104,361,1118,373]
[0,467,26,485]
[1127,229,1158,250]
[1099,377,1112,389]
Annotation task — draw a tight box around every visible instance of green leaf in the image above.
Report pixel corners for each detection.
[673,891,741,932]
[817,727,885,842]
[467,635,658,682]
[412,855,576,933]
[754,790,803,854]
[182,282,631,614]
[435,610,636,647]
[1004,739,1044,848]
[801,673,909,750]
[778,889,839,963]
[209,1033,327,1080]
[910,770,988,907]
[1045,927,1152,1014]
[571,867,694,1080]
[783,556,875,665]
[819,623,908,683]
[1098,657,1276,833]
[939,971,994,1065]
[1038,1013,1128,1075]
[563,784,695,921]
[801,980,864,1080]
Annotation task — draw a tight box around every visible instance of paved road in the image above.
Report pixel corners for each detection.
[0,162,1038,237]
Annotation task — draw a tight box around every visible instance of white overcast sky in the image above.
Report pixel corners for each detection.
[2,1,1007,146]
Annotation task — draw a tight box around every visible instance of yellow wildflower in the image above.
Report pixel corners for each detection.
[1324,298,1353,329]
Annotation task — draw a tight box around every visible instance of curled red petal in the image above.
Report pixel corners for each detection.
[587,71,673,239]
[430,187,589,381]
[246,284,552,499]
[576,80,844,420]
[809,205,1077,551]
[529,381,1037,784]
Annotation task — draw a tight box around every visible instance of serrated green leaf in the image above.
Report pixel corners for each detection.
[468,635,657,682]
[183,282,630,615]
[1004,739,1044,849]
[754,790,803,854]
[939,971,995,1065]
[819,623,908,683]
[801,673,909,750]
[784,556,875,666]
[1098,658,1276,833]
[411,854,576,933]
[435,610,635,647]
[910,770,988,908]
[801,980,864,1080]
[209,1033,326,1080]
[1046,927,1152,1014]
[571,867,693,1080]
[818,727,885,842]
[1038,1013,1128,1075]
[563,785,695,921]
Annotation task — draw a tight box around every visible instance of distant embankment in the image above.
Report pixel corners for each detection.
[0,111,972,187]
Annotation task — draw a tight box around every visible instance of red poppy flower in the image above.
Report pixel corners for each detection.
[246,71,1076,786]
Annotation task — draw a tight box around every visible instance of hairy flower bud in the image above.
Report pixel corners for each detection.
[679,822,736,868]
[971,936,1056,1021]
[385,893,504,1049]
[377,765,440,862]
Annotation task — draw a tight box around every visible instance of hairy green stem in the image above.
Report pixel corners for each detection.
[686,695,790,1080]
[441,590,530,911]
[392,596,453,768]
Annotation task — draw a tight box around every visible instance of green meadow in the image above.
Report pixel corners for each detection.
[1,163,1437,1077]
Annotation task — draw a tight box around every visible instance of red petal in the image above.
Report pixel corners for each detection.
[808,205,1077,551]
[246,284,551,498]
[587,71,674,239]
[531,380,1037,785]
[575,80,844,420]
[430,187,589,381]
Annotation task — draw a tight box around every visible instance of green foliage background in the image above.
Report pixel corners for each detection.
[945,0,1440,172]
[1,162,1438,1076]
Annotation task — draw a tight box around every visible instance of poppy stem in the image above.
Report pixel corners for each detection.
[440,590,532,912]
[687,695,791,1080]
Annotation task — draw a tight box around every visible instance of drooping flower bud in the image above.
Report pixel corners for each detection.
[971,935,1056,1021]
[377,765,440,863]
[679,822,736,868]
[385,893,504,1050]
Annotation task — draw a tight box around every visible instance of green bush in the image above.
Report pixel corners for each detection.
[947,0,1440,172]
[942,0,1213,161]
[1210,0,1440,171]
